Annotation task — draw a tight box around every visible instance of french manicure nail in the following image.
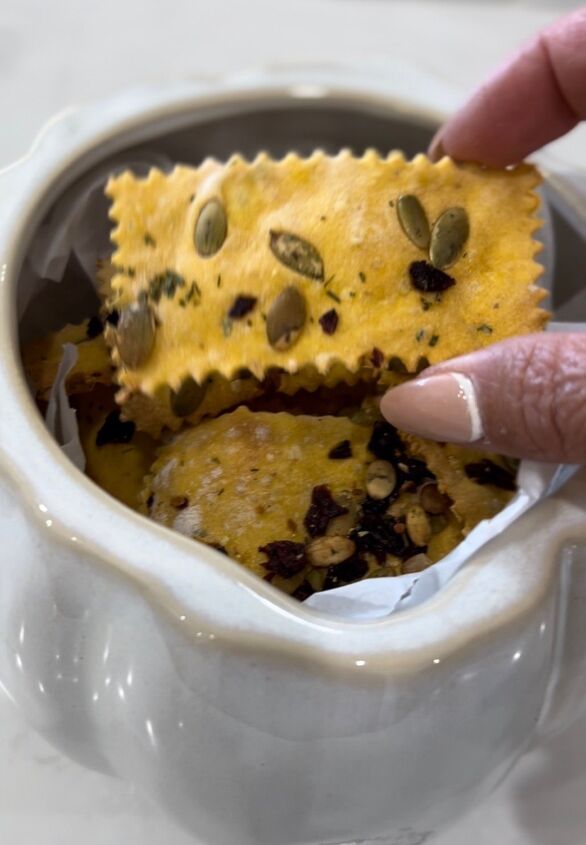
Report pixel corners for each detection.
[380,373,483,443]
[428,134,446,162]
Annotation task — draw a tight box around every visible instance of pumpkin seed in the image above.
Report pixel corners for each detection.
[406,505,432,547]
[116,301,155,369]
[366,460,397,500]
[430,206,469,269]
[307,535,356,568]
[269,230,324,280]
[419,482,450,515]
[403,553,431,574]
[397,194,430,249]
[195,199,227,256]
[266,285,307,351]
[170,376,207,417]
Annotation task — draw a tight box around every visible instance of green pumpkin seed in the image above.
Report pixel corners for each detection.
[116,301,155,369]
[430,206,469,269]
[269,231,324,280]
[195,199,227,257]
[396,194,430,249]
[266,286,307,351]
[170,376,207,417]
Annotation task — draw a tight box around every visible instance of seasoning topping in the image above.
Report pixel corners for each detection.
[328,440,352,460]
[266,286,307,351]
[304,485,348,537]
[319,308,339,335]
[269,230,324,280]
[195,198,227,257]
[228,295,258,319]
[409,261,456,293]
[259,541,308,578]
[96,410,135,447]
[464,459,517,491]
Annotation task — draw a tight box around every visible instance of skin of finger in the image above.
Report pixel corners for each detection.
[424,333,586,463]
[429,8,586,166]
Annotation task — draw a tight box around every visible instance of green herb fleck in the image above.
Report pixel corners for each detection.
[429,334,439,347]
[324,274,336,288]
[183,281,201,306]
[416,329,425,343]
[349,290,356,298]
[127,267,136,278]
[388,200,395,208]
[421,298,431,312]
[477,324,493,334]
[144,233,156,247]
[326,290,341,304]
[217,274,222,289]
[221,317,233,337]
[358,271,366,283]
[148,270,185,302]
[320,215,327,221]
[189,194,195,203]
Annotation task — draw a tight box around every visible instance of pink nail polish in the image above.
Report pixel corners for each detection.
[428,135,446,162]
[380,373,483,443]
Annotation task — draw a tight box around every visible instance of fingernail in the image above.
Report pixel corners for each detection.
[380,373,483,443]
[428,134,446,162]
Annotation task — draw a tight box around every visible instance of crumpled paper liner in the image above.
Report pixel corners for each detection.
[23,152,576,620]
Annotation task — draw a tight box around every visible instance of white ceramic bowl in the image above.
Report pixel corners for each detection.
[1,68,586,845]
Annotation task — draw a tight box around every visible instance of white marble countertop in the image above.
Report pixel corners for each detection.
[2,1,585,842]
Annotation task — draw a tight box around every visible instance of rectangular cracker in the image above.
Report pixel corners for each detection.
[105,152,546,397]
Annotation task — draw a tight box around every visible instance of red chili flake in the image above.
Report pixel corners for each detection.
[259,541,308,578]
[86,315,103,339]
[409,261,455,293]
[303,485,348,537]
[464,460,516,491]
[370,347,384,368]
[96,411,135,447]
[228,295,258,319]
[318,308,339,335]
[328,440,352,460]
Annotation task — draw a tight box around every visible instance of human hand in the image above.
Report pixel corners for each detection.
[381,8,586,463]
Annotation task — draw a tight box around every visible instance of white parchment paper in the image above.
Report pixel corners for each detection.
[25,155,577,619]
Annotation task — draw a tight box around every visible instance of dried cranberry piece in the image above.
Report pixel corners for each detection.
[228,295,257,319]
[303,485,348,537]
[328,440,352,460]
[259,541,308,578]
[409,260,455,293]
[318,308,339,335]
[367,421,404,461]
[96,411,135,447]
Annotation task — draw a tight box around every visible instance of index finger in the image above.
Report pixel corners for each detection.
[430,8,586,167]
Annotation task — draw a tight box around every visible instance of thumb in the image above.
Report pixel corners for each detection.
[380,333,586,463]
